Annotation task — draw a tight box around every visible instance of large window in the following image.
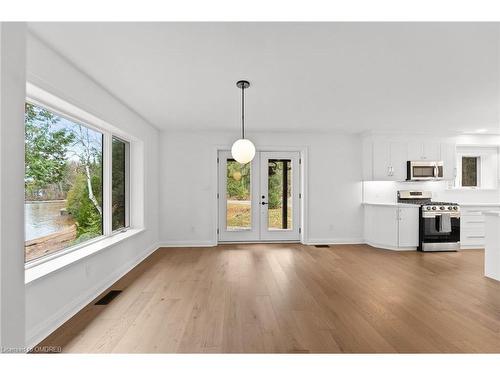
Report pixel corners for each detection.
[24,101,129,264]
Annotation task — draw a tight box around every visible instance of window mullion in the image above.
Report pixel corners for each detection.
[103,132,113,236]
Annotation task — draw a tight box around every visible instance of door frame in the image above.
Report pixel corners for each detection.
[213,145,308,245]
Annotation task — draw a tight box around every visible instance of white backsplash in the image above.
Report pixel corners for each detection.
[363,180,500,204]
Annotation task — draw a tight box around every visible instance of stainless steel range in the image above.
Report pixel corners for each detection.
[397,190,461,252]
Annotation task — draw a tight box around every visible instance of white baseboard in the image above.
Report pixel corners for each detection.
[460,246,485,250]
[304,238,364,245]
[158,240,217,248]
[159,239,366,247]
[365,241,417,251]
[26,242,160,349]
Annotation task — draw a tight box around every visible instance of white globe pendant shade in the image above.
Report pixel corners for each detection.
[231,138,256,164]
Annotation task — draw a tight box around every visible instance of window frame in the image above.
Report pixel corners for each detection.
[24,93,132,269]
[111,135,130,233]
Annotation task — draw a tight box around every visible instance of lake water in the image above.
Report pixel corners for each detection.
[25,201,74,241]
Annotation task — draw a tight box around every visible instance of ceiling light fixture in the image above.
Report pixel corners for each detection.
[231,80,256,164]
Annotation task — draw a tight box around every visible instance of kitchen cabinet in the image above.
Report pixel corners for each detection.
[364,204,419,250]
[398,206,420,247]
[372,140,408,181]
[440,143,457,181]
[460,205,500,249]
[362,136,457,182]
[408,141,440,161]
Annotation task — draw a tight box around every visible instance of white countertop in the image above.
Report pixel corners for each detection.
[362,202,420,208]
[363,202,500,208]
[459,203,500,207]
[484,211,500,217]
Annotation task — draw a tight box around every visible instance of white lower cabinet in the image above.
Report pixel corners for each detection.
[397,206,420,247]
[364,204,419,250]
[461,206,500,249]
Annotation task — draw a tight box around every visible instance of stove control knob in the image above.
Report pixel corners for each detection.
[453,206,458,210]
[440,206,445,210]
[432,206,436,210]
[426,206,431,211]
[448,206,453,210]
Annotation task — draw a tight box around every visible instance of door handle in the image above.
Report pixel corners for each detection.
[261,202,268,205]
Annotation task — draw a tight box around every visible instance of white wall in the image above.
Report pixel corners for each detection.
[0,22,26,351]
[25,33,160,347]
[159,130,363,245]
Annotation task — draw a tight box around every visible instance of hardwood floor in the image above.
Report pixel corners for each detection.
[35,244,500,353]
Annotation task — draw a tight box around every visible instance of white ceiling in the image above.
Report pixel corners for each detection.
[28,22,500,134]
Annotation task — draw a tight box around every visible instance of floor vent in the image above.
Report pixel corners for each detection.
[95,290,122,305]
[314,245,330,248]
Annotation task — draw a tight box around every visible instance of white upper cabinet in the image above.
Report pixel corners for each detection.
[408,141,440,160]
[390,142,408,181]
[362,136,457,182]
[440,143,457,181]
[372,140,392,180]
[372,140,408,181]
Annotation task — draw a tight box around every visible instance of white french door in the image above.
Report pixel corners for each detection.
[218,150,301,242]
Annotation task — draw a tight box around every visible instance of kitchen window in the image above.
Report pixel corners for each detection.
[24,100,132,265]
[461,156,479,187]
[455,146,498,189]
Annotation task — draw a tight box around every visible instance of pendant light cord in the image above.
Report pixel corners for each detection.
[241,85,245,139]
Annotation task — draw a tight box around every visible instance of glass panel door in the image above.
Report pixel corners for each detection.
[218,151,260,242]
[260,152,300,241]
[218,150,301,242]
[266,159,293,230]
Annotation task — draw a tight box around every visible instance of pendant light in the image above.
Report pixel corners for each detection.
[231,80,256,164]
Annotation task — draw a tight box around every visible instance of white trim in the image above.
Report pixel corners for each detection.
[27,83,137,144]
[103,132,112,236]
[26,241,159,349]
[304,238,365,245]
[460,245,485,250]
[158,240,217,248]
[365,241,417,251]
[25,228,146,284]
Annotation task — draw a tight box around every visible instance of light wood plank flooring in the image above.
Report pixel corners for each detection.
[35,244,500,353]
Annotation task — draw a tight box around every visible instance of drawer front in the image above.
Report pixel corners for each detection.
[461,225,485,247]
[461,206,500,216]
[461,216,485,225]
[462,225,485,237]
[461,237,485,247]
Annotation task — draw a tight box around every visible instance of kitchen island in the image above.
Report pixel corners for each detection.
[485,211,500,282]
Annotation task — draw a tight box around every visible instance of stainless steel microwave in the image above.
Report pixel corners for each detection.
[406,161,444,181]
